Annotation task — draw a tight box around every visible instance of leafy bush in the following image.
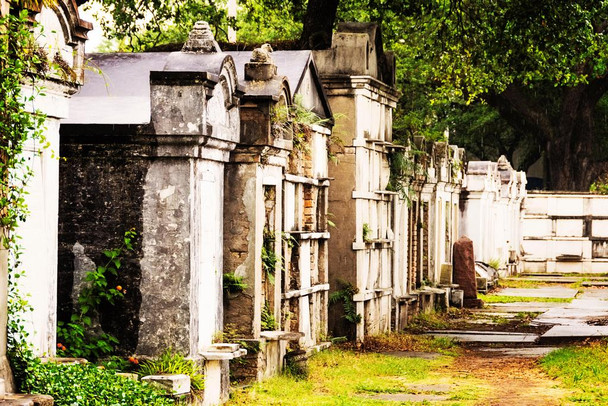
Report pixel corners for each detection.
[57,230,136,361]
[329,280,361,324]
[261,301,277,331]
[138,349,205,393]
[590,174,608,194]
[223,272,248,294]
[22,362,173,406]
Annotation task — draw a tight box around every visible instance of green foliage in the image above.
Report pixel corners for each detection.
[329,280,361,324]
[261,301,277,331]
[229,348,472,405]
[223,272,248,294]
[542,341,608,403]
[361,223,372,243]
[487,258,502,270]
[261,228,282,285]
[22,361,173,406]
[2,9,54,389]
[590,174,608,194]
[138,349,205,393]
[57,230,136,361]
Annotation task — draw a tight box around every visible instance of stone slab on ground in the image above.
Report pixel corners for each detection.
[540,325,608,343]
[0,394,54,406]
[582,281,608,287]
[477,347,559,358]
[505,277,580,283]
[497,287,578,299]
[535,308,608,325]
[577,289,608,300]
[567,299,608,310]
[476,302,564,313]
[367,393,449,402]
[406,384,452,393]
[380,351,441,360]
[425,330,538,344]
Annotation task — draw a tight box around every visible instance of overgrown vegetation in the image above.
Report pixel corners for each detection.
[361,332,457,355]
[57,230,136,361]
[2,9,54,388]
[542,341,608,404]
[329,280,361,324]
[138,349,205,394]
[590,174,608,195]
[361,223,372,243]
[261,301,277,331]
[22,361,173,406]
[228,347,485,405]
[223,272,248,295]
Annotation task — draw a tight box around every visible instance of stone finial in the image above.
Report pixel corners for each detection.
[182,21,221,53]
[251,44,274,63]
[245,43,277,81]
[497,155,513,171]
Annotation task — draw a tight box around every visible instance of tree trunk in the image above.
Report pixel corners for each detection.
[299,0,339,49]
[488,84,608,191]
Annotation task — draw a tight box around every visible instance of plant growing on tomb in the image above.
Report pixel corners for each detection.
[223,272,248,295]
[261,301,277,331]
[1,9,58,388]
[138,348,205,395]
[262,227,284,285]
[385,147,425,203]
[362,223,373,243]
[57,230,136,361]
[590,173,608,195]
[329,280,361,325]
[22,361,174,406]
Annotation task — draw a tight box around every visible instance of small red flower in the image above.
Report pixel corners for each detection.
[116,285,122,291]
[57,343,62,348]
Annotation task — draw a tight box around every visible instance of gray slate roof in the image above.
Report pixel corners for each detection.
[64,50,329,125]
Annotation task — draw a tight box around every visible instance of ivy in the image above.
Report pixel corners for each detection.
[57,230,136,361]
[2,9,53,387]
[329,280,361,325]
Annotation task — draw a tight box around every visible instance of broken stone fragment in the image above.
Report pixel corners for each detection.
[142,374,191,395]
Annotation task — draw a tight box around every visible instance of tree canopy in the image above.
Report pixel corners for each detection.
[83,0,608,190]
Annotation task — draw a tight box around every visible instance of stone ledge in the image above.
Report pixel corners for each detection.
[200,343,247,361]
[1,394,53,406]
[141,374,190,395]
[259,331,304,341]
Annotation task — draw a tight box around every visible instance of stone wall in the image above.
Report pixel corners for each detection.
[460,157,527,275]
[522,192,608,273]
[59,24,241,358]
[16,2,91,361]
[315,23,400,341]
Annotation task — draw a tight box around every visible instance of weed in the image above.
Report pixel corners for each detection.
[329,280,361,325]
[138,348,205,394]
[542,341,608,403]
[223,272,247,295]
[261,301,277,331]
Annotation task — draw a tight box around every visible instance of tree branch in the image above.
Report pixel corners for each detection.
[485,84,555,141]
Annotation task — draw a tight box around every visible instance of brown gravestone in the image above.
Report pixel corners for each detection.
[453,236,483,308]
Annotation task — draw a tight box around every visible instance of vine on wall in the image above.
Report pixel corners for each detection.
[1,9,50,385]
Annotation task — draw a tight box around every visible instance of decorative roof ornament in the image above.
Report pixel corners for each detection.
[181,21,221,53]
[251,44,274,63]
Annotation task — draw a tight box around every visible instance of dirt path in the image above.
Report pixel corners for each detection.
[447,348,573,406]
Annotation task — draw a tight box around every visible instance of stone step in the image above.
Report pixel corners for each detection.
[425,330,539,344]
[540,325,608,344]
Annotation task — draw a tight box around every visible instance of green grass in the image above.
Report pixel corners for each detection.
[478,294,573,303]
[541,341,608,404]
[228,348,485,405]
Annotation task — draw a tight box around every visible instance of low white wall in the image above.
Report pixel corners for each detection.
[522,192,608,273]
